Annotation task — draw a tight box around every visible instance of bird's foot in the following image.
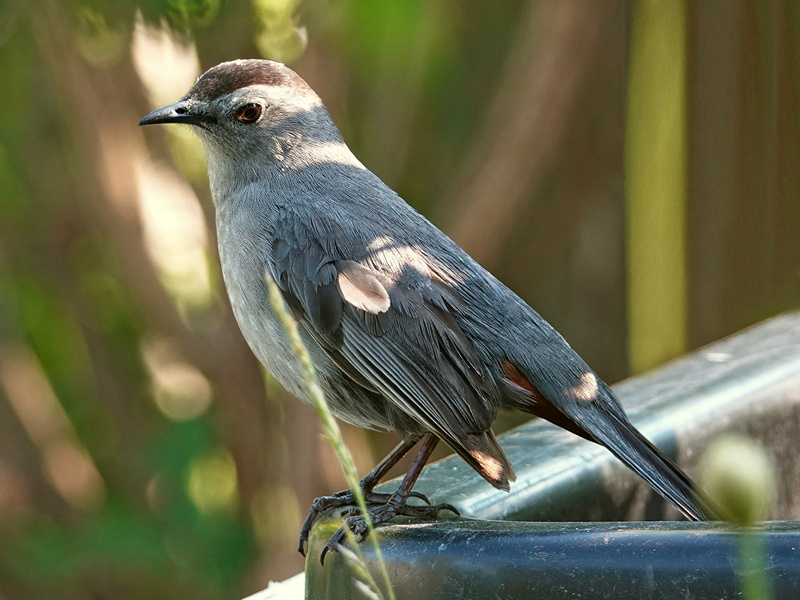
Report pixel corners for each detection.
[319,496,459,564]
[298,480,431,556]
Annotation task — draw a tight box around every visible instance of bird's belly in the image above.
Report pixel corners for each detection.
[222,257,313,399]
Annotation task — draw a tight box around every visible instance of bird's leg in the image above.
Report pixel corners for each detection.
[320,433,459,564]
[299,438,423,556]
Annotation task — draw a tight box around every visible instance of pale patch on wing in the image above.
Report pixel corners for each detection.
[571,372,599,402]
[426,256,470,285]
[365,236,431,280]
[336,261,390,314]
[366,235,396,253]
[468,448,505,482]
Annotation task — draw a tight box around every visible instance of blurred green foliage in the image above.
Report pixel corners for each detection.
[0,1,797,599]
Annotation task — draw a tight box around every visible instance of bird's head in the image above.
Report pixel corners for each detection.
[140,59,345,174]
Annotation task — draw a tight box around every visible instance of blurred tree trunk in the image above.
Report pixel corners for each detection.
[440,0,628,382]
[441,0,615,266]
[688,0,800,348]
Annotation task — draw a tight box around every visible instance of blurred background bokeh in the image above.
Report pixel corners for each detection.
[0,0,798,597]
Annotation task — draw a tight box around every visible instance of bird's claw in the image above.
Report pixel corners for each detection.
[298,489,379,555]
[299,492,354,556]
[298,489,432,555]
[319,500,460,565]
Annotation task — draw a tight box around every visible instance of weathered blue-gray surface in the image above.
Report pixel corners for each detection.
[308,521,800,599]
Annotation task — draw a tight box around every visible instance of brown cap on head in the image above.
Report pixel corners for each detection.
[187,59,311,102]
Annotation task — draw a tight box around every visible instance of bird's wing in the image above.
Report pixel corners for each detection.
[268,206,514,489]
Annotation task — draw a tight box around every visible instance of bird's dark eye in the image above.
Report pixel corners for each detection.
[236,103,262,124]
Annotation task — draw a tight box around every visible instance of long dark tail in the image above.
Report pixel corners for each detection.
[501,360,717,520]
[583,406,718,521]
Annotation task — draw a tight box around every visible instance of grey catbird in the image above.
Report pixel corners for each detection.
[140,59,716,560]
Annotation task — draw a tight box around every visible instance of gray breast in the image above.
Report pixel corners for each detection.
[214,202,408,433]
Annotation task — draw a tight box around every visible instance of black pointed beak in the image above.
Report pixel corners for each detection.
[139,101,210,127]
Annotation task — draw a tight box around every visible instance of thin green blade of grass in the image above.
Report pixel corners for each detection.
[265,273,395,600]
[738,528,773,600]
[700,435,777,600]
